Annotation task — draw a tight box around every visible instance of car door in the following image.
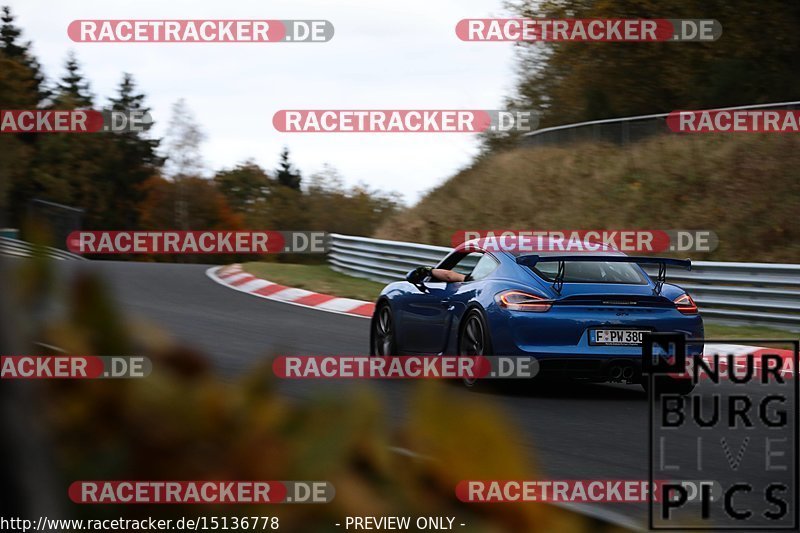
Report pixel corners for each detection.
[397,279,457,353]
[442,252,501,342]
[396,252,482,354]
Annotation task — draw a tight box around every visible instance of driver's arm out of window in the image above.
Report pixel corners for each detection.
[431,268,466,283]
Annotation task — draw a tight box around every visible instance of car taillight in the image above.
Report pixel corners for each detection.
[674,293,698,314]
[496,290,553,312]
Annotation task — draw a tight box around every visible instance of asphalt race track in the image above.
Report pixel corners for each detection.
[42,260,798,529]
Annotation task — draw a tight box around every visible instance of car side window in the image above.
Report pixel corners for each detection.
[452,252,482,276]
[469,253,499,281]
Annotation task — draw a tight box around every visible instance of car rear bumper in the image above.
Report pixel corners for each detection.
[486,306,704,381]
[532,355,701,382]
[489,306,704,353]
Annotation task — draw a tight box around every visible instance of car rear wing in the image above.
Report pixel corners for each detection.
[515,255,692,294]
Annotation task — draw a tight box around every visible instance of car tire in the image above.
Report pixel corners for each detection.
[371,303,397,356]
[641,376,696,396]
[458,309,493,388]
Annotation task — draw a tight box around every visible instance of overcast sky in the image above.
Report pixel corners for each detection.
[6,0,518,204]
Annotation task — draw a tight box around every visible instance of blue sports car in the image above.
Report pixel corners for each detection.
[370,238,703,394]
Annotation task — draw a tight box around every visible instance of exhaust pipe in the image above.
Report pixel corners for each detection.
[622,367,634,380]
[609,365,623,379]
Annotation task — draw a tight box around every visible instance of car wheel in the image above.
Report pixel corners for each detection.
[372,303,396,356]
[641,376,695,396]
[458,310,492,387]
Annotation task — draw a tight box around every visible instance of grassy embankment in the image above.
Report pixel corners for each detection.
[376,134,800,263]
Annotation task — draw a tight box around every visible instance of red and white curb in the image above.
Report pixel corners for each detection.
[206,264,375,318]
[700,344,795,378]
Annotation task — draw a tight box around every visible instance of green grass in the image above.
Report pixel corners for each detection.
[703,323,797,351]
[703,323,799,346]
[241,262,384,302]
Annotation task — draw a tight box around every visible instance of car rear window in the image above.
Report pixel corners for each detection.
[531,261,647,284]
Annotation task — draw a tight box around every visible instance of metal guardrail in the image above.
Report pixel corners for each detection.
[519,100,800,147]
[0,236,86,261]
[328,233,800,330]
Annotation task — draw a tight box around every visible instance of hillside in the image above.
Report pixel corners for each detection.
[375,135,800,262]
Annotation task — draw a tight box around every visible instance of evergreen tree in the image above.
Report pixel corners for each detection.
[0,5,46,102]
[0,6,46,225]
[100,73,164,227]
[275,147,301,190]
[0,6,24,57]
[29,52,105,228]
[54,51,92,107]
[0,49,36,225]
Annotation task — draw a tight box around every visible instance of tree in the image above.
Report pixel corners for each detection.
[0,5,47,102]
[504,0,800,129]
[54,51,92,107]
[138,175,241,232]
[0,5,24,57]
[0,50,36,224]
[213,160,272,217]
[0,6,47,225]
[302,165,401,236]
[162,98,206,228]
[100,73,164,227]
[275,147,301,190]
[163,98,205,179]
[137,174,242,262]
[26,52,107,228]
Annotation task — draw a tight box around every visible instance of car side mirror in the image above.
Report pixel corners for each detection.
[406,267,430,293]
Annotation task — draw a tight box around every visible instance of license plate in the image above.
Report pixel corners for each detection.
[591,329,648,346]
